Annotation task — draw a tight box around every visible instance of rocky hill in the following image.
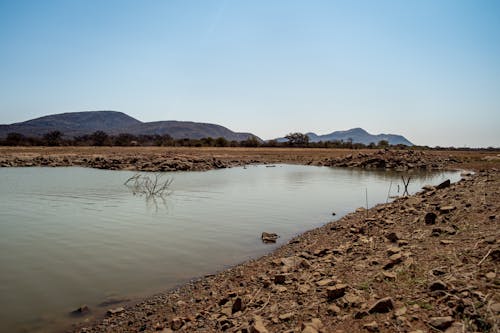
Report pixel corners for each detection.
[277,128,413,146]
[0,111,258,141]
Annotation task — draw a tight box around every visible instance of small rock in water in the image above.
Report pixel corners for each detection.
[261,232,279,243]
[436,179,451,190]
[71,304,90,316]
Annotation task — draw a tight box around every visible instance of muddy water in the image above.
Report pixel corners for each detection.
[0,165,460,332]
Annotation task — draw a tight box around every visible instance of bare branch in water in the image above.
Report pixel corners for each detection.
[124,173,173,197]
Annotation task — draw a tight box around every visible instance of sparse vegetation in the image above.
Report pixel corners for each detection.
[124,173,173,197]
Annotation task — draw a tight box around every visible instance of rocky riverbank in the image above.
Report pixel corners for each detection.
[0,147,493,171]
[72,168,499,333]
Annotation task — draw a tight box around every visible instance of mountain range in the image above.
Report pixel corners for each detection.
[0,111,413,145]
[277,128,413,146]
[0,111,257,141]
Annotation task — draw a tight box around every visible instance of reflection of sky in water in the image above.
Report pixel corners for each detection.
[0,165,460,333]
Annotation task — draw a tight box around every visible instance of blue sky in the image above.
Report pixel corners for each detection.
[0,0,499,147]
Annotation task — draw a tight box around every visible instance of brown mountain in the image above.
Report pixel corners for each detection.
[0,111,258,141]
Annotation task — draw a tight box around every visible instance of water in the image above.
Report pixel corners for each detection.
[0,165,460,332]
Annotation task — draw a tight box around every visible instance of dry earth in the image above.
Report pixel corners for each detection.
[0,147,498,171]
[1,147,499,332]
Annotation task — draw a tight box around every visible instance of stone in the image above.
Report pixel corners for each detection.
[301,318,323,332]
[428,316,453,330]
[485,271,496,279]
[429,280,447,292]
[439,205,456,213]
[106,307,125,315]
[385,232,400,243]
[424,212,437,225]
[436,179,451,190]
[232,297,243,314]
[363,321,379,332]
[368,297,394,314]
[490,302,500,313]
[327,284,348,300]
[279,312,294,321]
[251,315,269,333]
[440,239,454,245]
[274,274,287,284]
[387,246,401,256]
[328,304,341,315]
[395,306,407,316]
[383,253,403,270]
[382,272,397,281]
[71,304,90,316]
[261,232,278,243]
[316,278,335,286]
[170,317,184,330]
[444,322,465,333]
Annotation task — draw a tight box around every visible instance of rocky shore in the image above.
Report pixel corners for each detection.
[0,147,491,171]
[71,167,499,333]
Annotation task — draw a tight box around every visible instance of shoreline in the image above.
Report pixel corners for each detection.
[69,169,499,332]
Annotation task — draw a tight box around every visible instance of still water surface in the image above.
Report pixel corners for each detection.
[0,165,460,332]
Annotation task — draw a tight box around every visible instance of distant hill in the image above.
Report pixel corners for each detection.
[277,128,413,146]
[0,111,258,141]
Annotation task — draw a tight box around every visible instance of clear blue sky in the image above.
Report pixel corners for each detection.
[0,0,499,147]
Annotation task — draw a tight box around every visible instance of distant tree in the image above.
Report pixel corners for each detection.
[241,135,261,147]
[285,132,309,146]
[377,140,390,148]
[5,132,25,146]
[114,133,137,146]
[90,131,109,146]
[215,137,228,147]
[44,131,63,146]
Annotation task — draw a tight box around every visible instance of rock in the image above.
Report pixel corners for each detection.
[301,318,323,332]
[327,284,348,300]
[363,321,379,332]
[383,253,403,270]
[170,317,184,330]
[328,304,341,315]
[395,306,407,316]
[232,297,243,313]
[71,304,90,316]
[106,307,125,315]
[382,272,397,281]
[386,246,400,256]
[424,212,437,225]
[368,297,394,314]
[440,239,454,245]
[251,316,269,333]
[428,316,454,330]
[385,232,400,243]
[261,232,278,243]
[444,322,465,333]
[439,205,456,213]
[436,179,451,190]
[274,274,287,284]
[316,278,335,287]
[278,312,294,321]
[429,280,448,291]
[491,302,500,313]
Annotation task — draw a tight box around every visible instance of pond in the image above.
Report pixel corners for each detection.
[0,165,461,332]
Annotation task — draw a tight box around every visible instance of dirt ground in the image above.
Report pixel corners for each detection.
[0,147,498,171]
[1,147,499,332]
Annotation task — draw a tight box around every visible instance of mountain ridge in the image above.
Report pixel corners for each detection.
[0,111,258,141]
[277,127,413,146]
